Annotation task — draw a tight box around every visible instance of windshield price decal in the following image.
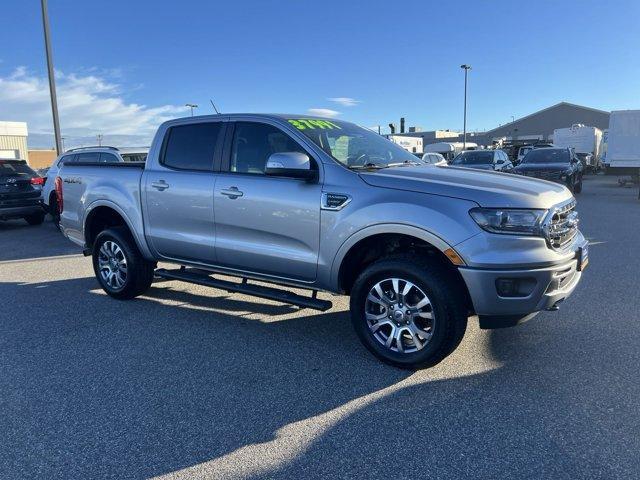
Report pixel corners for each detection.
[288,119,341,130]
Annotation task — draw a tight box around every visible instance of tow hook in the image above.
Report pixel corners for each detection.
[546,300,563,312]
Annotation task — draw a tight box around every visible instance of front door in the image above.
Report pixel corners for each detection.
[143,121,225,264]
[214,121,321,281]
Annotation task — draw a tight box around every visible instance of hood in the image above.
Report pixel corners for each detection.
[514,162,571,173]
[359,165,571,209]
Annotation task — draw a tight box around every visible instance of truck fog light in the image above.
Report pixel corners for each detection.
[495,278,536,298]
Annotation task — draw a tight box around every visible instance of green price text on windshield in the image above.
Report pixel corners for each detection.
[288,119,342,130]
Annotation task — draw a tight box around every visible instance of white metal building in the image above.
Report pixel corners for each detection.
[0,121,29,161]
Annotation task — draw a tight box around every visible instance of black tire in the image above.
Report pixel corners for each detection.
[24,212,45,225]
[350,255,468,369]
[49,196,61,229]
[574,175,583,194]
[92,227,154,300]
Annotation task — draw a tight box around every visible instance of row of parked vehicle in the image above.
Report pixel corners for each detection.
[0,146,148,226]
[419,145,585,194]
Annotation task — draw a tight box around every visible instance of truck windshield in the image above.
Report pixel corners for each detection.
[522,149,569,164]
[451,151,493,165]
[287,118,420,169]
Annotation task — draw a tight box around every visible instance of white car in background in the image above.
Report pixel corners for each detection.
[43,146,149,226]
[421,152,448,166]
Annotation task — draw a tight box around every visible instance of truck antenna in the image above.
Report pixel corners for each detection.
[210,100,220,115]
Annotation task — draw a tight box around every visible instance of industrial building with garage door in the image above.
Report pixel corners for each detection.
[389,102,611,147]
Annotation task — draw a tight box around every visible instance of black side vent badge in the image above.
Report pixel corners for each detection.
[321,193,352,211]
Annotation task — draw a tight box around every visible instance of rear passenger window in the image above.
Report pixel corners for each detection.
[76,152,100,162]
[162,122,221,171]
[230,122,307,174]
[99,153,119,163]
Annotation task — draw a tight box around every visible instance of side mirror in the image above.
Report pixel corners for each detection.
[265,152,316,180]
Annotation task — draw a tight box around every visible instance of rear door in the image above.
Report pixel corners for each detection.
[213,120,321,281]
[143,120,226,264]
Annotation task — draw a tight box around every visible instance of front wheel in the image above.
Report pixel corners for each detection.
[92,227,155,299]
[574,175,583,194]
[350,255,468,369]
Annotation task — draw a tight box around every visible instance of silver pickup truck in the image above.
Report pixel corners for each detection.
[57,114,588,368]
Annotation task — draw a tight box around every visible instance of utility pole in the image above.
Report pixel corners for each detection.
[40,0,63,155]
[97,134,103,146]
[186,103,198,117]
[460,64,472,150]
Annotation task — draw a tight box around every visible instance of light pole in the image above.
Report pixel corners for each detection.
[460,64,471,150]
[40,0,63,155]
[186,103,198,117]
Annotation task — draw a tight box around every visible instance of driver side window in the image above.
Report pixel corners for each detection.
[230,122,308,174]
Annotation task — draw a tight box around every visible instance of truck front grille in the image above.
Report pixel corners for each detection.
[544,200,578,250]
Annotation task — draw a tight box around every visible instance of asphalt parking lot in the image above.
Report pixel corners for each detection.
[1,174,639,479]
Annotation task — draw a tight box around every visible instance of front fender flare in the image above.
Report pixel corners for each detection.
[329,223,458,289]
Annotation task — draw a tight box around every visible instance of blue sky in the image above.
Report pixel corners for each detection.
[1,0,639,145]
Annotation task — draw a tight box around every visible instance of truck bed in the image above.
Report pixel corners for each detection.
[57,162,146,249]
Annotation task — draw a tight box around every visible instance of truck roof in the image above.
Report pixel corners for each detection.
[161,113,340,125]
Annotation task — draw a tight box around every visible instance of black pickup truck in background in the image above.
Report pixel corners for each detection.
[0,160,46,225]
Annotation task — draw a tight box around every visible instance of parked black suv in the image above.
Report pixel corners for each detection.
[0,160,46,225]
[513,147,584,193]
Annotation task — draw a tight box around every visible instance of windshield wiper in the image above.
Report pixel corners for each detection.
[387,160,422,167]
[348,162,387,170]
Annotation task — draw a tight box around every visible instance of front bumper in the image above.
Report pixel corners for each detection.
[459,238,587,328]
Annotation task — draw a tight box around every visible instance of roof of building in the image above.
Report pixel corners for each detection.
[485,102,609,134]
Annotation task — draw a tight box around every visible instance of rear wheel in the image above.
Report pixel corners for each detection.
[350,255,468,369]
[49,196,61,228]
[24,212,45,225]
[92,227,155,299]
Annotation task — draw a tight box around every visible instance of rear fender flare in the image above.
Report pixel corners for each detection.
[84,199,154,260]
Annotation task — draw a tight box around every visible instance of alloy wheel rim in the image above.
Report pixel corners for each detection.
[365,278,435,354]
[98,240,128,290]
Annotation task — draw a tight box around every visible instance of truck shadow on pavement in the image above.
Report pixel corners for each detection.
[2,274,638,479]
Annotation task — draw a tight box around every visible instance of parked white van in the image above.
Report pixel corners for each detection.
[423,142,477,162]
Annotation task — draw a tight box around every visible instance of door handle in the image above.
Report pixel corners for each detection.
[221,187,243,199]
[151,180,169,191]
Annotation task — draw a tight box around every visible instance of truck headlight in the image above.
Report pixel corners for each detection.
[469,208,547,235]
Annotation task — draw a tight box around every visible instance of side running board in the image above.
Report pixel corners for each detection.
[154,268,333,311]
